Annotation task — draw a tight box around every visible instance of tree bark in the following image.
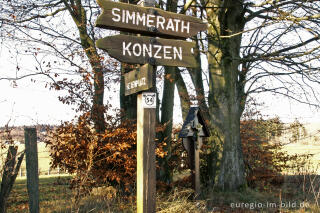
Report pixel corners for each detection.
[154,0,178,184]
[206,0,246,191]
[157,66,176,184]
[120,66,137,120]
[0,146,25,213]
[188,38,208,116]
[176,71,190,120]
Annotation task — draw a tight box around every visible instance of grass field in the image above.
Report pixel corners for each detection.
[1,128,320,212]
[0,142,63,177]
[5,176,73,212]
[283,143,320,174]
[2,140,319,177]
[3,175,320,212]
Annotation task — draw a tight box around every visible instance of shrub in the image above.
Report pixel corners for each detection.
[241,118,311,189]
[45,112,137,201]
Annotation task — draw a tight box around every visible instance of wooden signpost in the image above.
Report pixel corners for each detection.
[96,34,197,67]
[96,0,207,39]
[95,0,207,211]
[137,91,156,213]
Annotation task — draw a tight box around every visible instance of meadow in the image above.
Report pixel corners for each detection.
[2,140,320,177]
[4,173,320,212]
[2,132,320,212]
[283,143,320,175]
[0,142,61,177]
[5,176,73,212]
[2,145,320,212]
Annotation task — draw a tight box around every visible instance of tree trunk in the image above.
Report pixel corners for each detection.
[216,105,245,191]
[188,38,208,116]
[155,0,178,185]
[176,71,190,120]
[0,146,24,213]
[206,0,246,191]
[120,66,137,120]
[64,1,106,133]
[157,66,176,184]
[119,0,141,121]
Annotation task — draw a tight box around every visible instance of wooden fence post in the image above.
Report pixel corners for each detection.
[24,128,39,213]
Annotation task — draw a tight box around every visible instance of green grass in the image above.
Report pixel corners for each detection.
[4,175,137,212]
[5,176,73,212]
[3,175,320,212]
[1,141,320,212]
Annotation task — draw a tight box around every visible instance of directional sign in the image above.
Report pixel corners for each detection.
[124,64,153,96]
[96,34,197,67]
[96,0,207,39]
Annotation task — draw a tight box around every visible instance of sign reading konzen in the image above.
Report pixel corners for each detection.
[96,0,207,39]
[96,34,197,67]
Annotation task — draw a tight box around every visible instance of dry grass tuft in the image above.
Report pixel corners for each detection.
[157,189,207,213]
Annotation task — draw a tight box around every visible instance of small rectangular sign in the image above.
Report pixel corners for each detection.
[142,92,156,108]
[124,64,153,96]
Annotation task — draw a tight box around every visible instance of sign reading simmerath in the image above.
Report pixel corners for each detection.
[96,34,197,67]
[96,0,207,39]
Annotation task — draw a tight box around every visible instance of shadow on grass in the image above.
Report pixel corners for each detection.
[4,174,320,212]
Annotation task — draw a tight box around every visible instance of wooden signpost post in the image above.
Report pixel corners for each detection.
[95,0,207,211]
[137,91,156,213]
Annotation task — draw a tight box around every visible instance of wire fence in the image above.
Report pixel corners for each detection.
[16,166,67,178]
[0,142,68,178]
